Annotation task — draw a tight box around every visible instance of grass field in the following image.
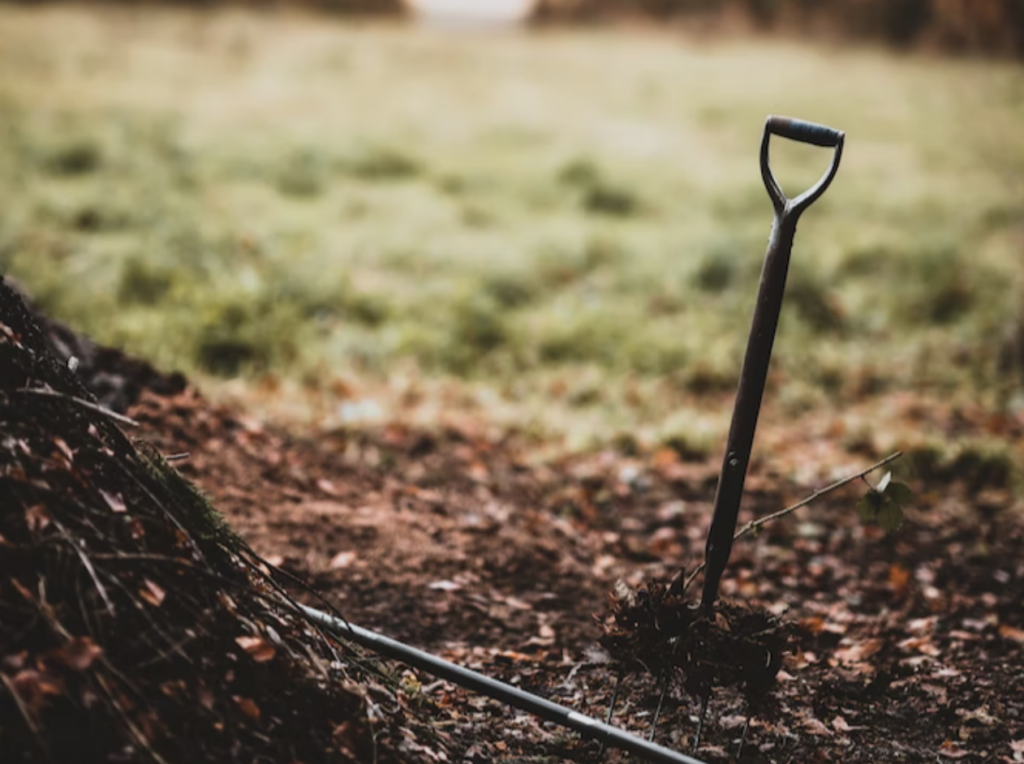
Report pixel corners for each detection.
[1,4,1023,458]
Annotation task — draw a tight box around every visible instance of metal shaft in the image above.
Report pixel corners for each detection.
[700,212,798,611]
[301,605,709,764]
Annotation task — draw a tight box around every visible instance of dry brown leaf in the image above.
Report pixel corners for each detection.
[218,592,238,613]
[99,489,127,513]
[25,504,50,532]
[235,635,276,663]
[139,579,166,608]
[833,638,883,664]
[329,551,357,570]
[832,715,853,732]
[524,623,556,647]
[316,478,339,496]
[938,740,969,758]
[12,669,63,714]
[127,518,145,539]
[899,636,941,656]
[233,695,261,721]
[62,636,103,671]
[52,436,74,464]
[652,446,679,469]
[802,717,832,736]
[198,685,215,711]
[998,624,1024,644]
[799,615,825,634]
[889,563,911,596]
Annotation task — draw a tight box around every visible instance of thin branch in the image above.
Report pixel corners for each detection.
[93,672,172,764]
[0,672,51,759]
[17,387,139,427]
[684,451,902,592]
[51,517,116,618]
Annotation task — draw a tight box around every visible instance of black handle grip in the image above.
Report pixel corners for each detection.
[766,115,843,148]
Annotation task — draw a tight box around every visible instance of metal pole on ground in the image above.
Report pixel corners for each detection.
[300,605,709,764]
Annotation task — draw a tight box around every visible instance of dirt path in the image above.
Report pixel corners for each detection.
[120,383,1024,764]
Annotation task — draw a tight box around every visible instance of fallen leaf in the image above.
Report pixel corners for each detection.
[100,489,127,513]
[233,695,261,721]
[62,636,103,671]
[127,518,145,539]
[218,593,237,613]
[235,636,276,663]
[938,740,969,758]
[428,579,461,592]
[889,563,911,596]
[798,616,825,635]
[524,623,556,647]
[198,685,214,710]
[898,636,941,657]
[317,478,339,496]
[12,669,62,714]
[719,714,747,730]
[52,437,74,464]
[139,579,166,607]
[25,504,50,532]
[832,715,852,732]
[998,624,1024,644]
[958,706,998,726]
[833,638,883,664]
[1011,740,1024,762]
[908,616,938,634]
[802,717,832,736]
[329,551,357,570]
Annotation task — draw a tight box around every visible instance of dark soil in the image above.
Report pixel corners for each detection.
[4,277,1024,763]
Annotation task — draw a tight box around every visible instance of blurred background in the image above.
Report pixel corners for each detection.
[0,0,1022,469]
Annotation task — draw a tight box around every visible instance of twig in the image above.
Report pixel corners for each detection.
[17,386,139,427]
[51,517,116,618]
[649,670,672,742]
[1,672,52,760]
[684,452,902,592]
[93,672,172,764]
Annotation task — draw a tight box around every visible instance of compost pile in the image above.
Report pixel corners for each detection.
[0,277,444,764]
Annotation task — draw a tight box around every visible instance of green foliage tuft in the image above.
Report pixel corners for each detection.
[856,471,912,532]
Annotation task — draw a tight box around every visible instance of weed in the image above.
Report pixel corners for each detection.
[44,137,104,176]
[558,158,643,217]
[118,255,178,305]
[341,144,421,181]
[276,147,329,198]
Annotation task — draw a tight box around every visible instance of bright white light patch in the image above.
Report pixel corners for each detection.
[404,0,539,27]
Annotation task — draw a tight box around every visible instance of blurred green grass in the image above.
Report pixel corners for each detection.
[1,5,1022,453]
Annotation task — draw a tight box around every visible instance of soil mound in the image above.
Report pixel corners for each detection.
[0,277,441,764]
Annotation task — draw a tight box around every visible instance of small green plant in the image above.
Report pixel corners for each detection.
[856,469,913,531]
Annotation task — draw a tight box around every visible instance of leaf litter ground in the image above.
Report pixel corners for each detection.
[4,280,1024,763]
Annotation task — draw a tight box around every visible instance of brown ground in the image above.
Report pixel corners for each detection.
[7,283,1024,763]
[128,377,1024,763]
